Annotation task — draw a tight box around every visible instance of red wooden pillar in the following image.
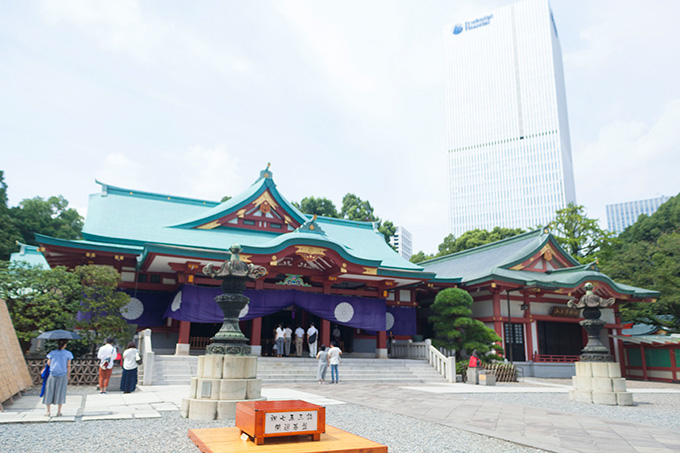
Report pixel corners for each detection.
[178,320,191,344]
[640,343,648,381]
[492,290,503,339]
[377,330,387,349]
[522,293,534,361]
[176,320,191,355]
[321,319,331,348]
[670,347,678,382]
[251,317,262,346]
[321,283,331,347]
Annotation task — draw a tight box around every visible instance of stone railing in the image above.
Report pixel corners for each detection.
[426,341,456,382]
[138,328,155,386]
[390,340,429,359]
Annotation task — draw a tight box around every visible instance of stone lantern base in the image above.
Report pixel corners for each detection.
[181,355,266,420]
[570,362,633,406]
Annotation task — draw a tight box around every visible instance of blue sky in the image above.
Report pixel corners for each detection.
[2,0,679,255]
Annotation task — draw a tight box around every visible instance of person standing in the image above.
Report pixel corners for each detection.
[316,344,329,384]
[43,339,73,417]
[97,337,116,394]
[274,324,285,358]
[294,325,304,357]
[283,325,293,357]
[120,341,141,394]
[332,325,341,347]
[307,323,318,358]
[328,342,342,384]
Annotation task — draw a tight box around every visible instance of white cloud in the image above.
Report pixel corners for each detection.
[576,98,680,223]
[177,146,244,200]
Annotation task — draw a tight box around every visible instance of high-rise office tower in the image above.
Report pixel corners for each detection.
[390,226,413,260]
[606,195,670,234]
[444,0,576,237]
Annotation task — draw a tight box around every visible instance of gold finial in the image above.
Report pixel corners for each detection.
[266,162,271,170]
[312,214,317,221]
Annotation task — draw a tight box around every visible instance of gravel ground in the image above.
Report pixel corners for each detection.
[466,391,680,431]
[0,401,544,453]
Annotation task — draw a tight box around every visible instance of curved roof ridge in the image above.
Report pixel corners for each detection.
[314,215,378,230]
[95,180,219,207]
[419,228,544,265]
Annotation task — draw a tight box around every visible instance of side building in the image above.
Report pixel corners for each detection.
[390,226,412,261]
[418,229,658,377]
[443,0,576,237]
[606,195,670,234]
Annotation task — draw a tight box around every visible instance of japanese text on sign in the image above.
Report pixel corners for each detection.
[264,410,318,434]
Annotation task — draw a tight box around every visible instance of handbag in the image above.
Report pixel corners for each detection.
[135,351,142,365]
[309,333,317,344]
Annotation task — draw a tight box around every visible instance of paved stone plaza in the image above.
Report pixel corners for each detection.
[1,379,679,452]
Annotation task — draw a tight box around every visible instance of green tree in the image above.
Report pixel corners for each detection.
[297,196,339,218]
[0,262,82,352]
[378,219,396,245]
[429,288,503,361]
[340,193,377,222]
[436,227,525,258]
[409,251,434,263]
[74,265,130,352]
[599,194,680,332]
[0,171,22,260]
[550,203,613,264]
[11,195,83,246]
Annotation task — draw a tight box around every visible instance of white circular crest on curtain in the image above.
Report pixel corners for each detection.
[239,304,249,319]
[120,297,144,320]
[334,302,354,323]
[171,291,183,311]
[386,312,395,331]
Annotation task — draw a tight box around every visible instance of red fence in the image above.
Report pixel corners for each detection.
[532,353,579,363]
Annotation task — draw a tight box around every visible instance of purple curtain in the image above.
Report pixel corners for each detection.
[163,285,387,331]
[122,290,174,327]
[386,306,417,336]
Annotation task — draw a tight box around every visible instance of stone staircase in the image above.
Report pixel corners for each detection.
[141,356,446,386]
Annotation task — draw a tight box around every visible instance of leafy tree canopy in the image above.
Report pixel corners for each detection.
[549,202,613,264]
[409,251,434,264]
[0,171,22,260]
[0,173,84,260]
[437,227,525,257]
[297,196,339,218]
[11,195,83,246]
[341,193,377,222]
[599,194,680,332]
[429,287,503,361]
[0,262,130,356]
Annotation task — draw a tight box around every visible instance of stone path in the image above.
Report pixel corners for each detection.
[3,380,680,452]
[284,382,680,453]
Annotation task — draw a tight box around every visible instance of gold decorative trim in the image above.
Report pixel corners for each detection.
[362,267,377,275]
[252,191,279,211]
[509,263,525,270]
[197,220,220,230]
[295,246,326,262]
[237,209,246,218]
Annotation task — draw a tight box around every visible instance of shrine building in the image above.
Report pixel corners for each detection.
[33,165,659,375]
[36,166,432,357]
[417,230,659,376]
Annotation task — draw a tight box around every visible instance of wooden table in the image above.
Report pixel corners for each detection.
[188,425,388,452]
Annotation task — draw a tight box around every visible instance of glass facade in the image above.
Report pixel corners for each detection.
[606,195,670,234]
[443,0,576,237]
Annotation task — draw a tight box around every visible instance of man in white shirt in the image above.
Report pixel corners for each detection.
[307,323,318,358]
[294,326,305,357]
[283,325,293,356]
[328,342,342,384]
[274,324,285,357]
[97,338,117,394]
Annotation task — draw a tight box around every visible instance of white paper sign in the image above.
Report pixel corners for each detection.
[264,410,317,434]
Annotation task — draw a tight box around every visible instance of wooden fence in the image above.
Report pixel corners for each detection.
[25,358,100,386]
[459,362,518,382]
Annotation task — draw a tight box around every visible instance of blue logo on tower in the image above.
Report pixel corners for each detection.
[452,14,494,36]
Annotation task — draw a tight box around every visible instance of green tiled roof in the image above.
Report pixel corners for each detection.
[420,229,659,298]
[70,168,423,273]
[9,242,50,269]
